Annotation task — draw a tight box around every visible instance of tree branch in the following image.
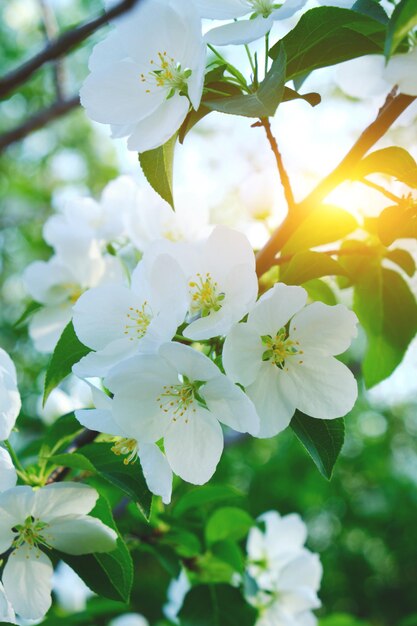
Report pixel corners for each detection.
[360,178,404,204]
[0,0,141,100]
[38,0,66,102]
[259,117,295,211]
[0,95,79,152]
[256,92,416,277]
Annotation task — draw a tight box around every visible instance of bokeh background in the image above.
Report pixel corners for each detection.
[1,1,417,625]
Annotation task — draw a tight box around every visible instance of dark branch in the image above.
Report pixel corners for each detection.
[259,116,295,211]
[0,0,140,100]
[39,0,66,101]
[0,95,79,152]
[46,427,98,484]
[256,92,416,277]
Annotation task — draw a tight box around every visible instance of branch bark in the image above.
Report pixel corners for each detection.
[260,117,295,211]
[0,0,140,100]
[256,92,416,277]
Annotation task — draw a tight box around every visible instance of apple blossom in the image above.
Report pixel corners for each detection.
[75,384,173,504]
[52,562,94,614]
[106,341,259,485]
[196,0,307,46]
[0,482,117,620]
[246,511,322,626]
[145,226,258,340]
[0,447,17,493]
[72,254,188,378]
[109,614,149,626]
[163,569,191,624]
[223,283,358,438]
[0,583,15,624]
[0,348,21,441]
[80,0,206,152]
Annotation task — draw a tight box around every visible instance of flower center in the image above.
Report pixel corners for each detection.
[111,438,138,465]
[124,302,152,341]
[249,0,276,18]
[156,381,198,423]
[261,328,303,369]
[188,273,225,318]
[12,515,51,550]
[141,51,192,99]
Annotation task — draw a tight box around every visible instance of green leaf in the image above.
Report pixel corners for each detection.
[179,585,257,626]
[355,267,417,387]
[174,485,243,517]
[43,321,91,405]
[386,248,416,277]
[205,44,286,118]
[385,0,417,57]
[352,0,389,24]
[282,86,321,107]
[291,411,345,479]
[280,251,346,285]
[352,147,417,188]
[282,205,358,255]
[139,133,177,208]
[50,442,153,519]
[14,300,42,327]
[56,496,133,603]
[271,7,386,80]
[377,203,417,246]
[42,412,83,454]
[205,507,253,545]
[303,278,337,305]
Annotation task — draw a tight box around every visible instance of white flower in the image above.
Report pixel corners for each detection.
[106,341,259,485]
[246,511,322,626]
[0,483,117,620]
[223,283,358,438]
[0,348,21,441]
[0,582,15,624]
[163,569,191,624]
[0,448,17,493]
[80,0,206,152]
[24,253,123,353]
[196,0,306,45]
[109,614,149,626]
[37,377,93,425]
[385,47,417,97]
[75,384,173,504]
[72,255,188,378]
[52,562,93,613]
[145,226,258,341]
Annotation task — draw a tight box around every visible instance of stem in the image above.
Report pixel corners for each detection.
[244,44,257,78]
[260,117,295,211]
[4,440,26,475]
[256,92,416,277]
[264,32,270,77]
[360,178,403,204]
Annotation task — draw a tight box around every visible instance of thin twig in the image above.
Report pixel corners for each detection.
[260,116,296,211]
[0,95,79,152]
[46,427,98,484]
[360,178,404,204]
[39,0,66,101]
[256,92,416,277]
[0,0,140,100]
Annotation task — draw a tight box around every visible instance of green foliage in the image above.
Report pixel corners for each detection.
[385,0,417,57]
[178,585,257,626]
[205,44,286,118]
[352,147,417,188]
[50,442,153,519]
[291,412,345,479]
[270,7,385,79]
[43,321,91,404]
[56,496,133,603]
[205,507,254,545]
[174,485,243,518]
[377,203,417,246]
[139,133,177,208]
[280,251,346,285]
[320,614,372,626]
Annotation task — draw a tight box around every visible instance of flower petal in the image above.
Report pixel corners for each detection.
[201,375,259,435]
[3,546,53,620]
[138,443,173,504]
[0,581,15,624]
[159,342,220,382]
[286,355,357,419]
[164,406,223,484]
[248,283,307,337]
[247,363,297,438]
[47,515,117,555]
[195,0,250,19]
[0,448,17,493]
[290,302,358,356]
[28,304,72,353]
[32,483,99,520]
[205,15,273,45]
[223,322,264,386]
[127,95,189,153]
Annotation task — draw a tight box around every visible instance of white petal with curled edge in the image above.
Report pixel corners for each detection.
[223,322,264,386]
[164,406,223,484]
[195,0,250,19]
[46,515,117,555]
[159,342,220,382]
[201,375,259,435]
[262,511,307,555]
[386,47,417,96]
[205,14,273,46]
[72,338,137,379]
[32,482,99,521]
[127,94,189,153]
[246,363,297,438]
[3,546,53,620]
[290,302,358,356]
[279,550,323,594]
[271,0,306,20]
[0,581,15,623]
[80,59,163,126]
[0,448,17,493]
[75,407,125,438]
[138,443,173,504]
[88,29,126,72]
[286,354,357,419]
[248,283,307,337]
